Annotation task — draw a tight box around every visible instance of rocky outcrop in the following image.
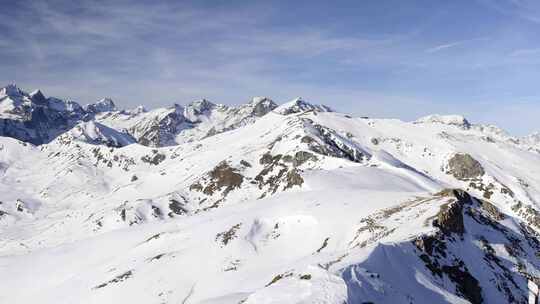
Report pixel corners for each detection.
[410,189,538,304]
[302,122,371,163]
[203,162,244,196]
[433,189,473,235]
[446,153,485,180]
[190,162,245,198]
[512,202,540,230]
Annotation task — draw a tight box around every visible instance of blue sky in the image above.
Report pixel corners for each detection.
[1,0,540,134]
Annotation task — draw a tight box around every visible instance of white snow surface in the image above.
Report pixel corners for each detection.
[0,88,539,304]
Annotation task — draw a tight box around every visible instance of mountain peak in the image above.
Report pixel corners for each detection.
[183,99,216,122]
[187,98,215,111]
[414,114,471,129]
[249,96,272,105]
[85,98,117,113]
[29,90,47,105]
[0,84,23,97]
[246,97,277,117]
[274,97,333,115]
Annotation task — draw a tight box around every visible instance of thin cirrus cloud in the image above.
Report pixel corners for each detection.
[509,48,540,57]
[424,37,489,53]
[476,0,540,23]
[1,0,540,135]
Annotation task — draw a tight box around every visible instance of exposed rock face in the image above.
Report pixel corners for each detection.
[447,153,485,180]
[254,152,305,198]
[29,90,47,105]
[434,189,474,235]
[285,169,304,189]
[442,264,483,304]
[436,200,465,235]
[168,199,187,216]
[202,162,244,196]
[480,199,505,221]
[512,202,540,230]
[411,189,537,304]
[215,223,242,247]
[296,118,371,164]
[292,151,317,167]
[141,150,167,165]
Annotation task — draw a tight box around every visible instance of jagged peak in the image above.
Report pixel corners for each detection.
[249,96,274,105]
[186,98,216,111]
[46,97,83,113]
[245,97,278,117]
[29,89,44,98]
[29,89,47,105]
[85,98,117,113]
[414,114,471,129]
[0,84,24,97]
[183,99,217,122]
[274,97,333,115]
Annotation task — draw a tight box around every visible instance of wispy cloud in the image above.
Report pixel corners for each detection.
[425,41,465,53]
[424,37,488,53]
[0,0,408,105]
[509,48,540,57]
[477,0,540,23]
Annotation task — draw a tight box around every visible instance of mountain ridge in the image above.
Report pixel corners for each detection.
[1,84,538,148]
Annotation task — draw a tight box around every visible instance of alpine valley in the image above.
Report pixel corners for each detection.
[0,84,539,304]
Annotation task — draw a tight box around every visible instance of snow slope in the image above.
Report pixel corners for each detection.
[0,85,539,304]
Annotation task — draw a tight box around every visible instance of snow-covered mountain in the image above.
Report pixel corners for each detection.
[0,85,539,304]
[0,85,278,147]
[0,84,86,144]
[96,96,278,146]
[56,120,136,147]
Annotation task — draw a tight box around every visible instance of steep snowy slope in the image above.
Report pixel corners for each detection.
[56,121,136,147]
[0,88,539,304]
